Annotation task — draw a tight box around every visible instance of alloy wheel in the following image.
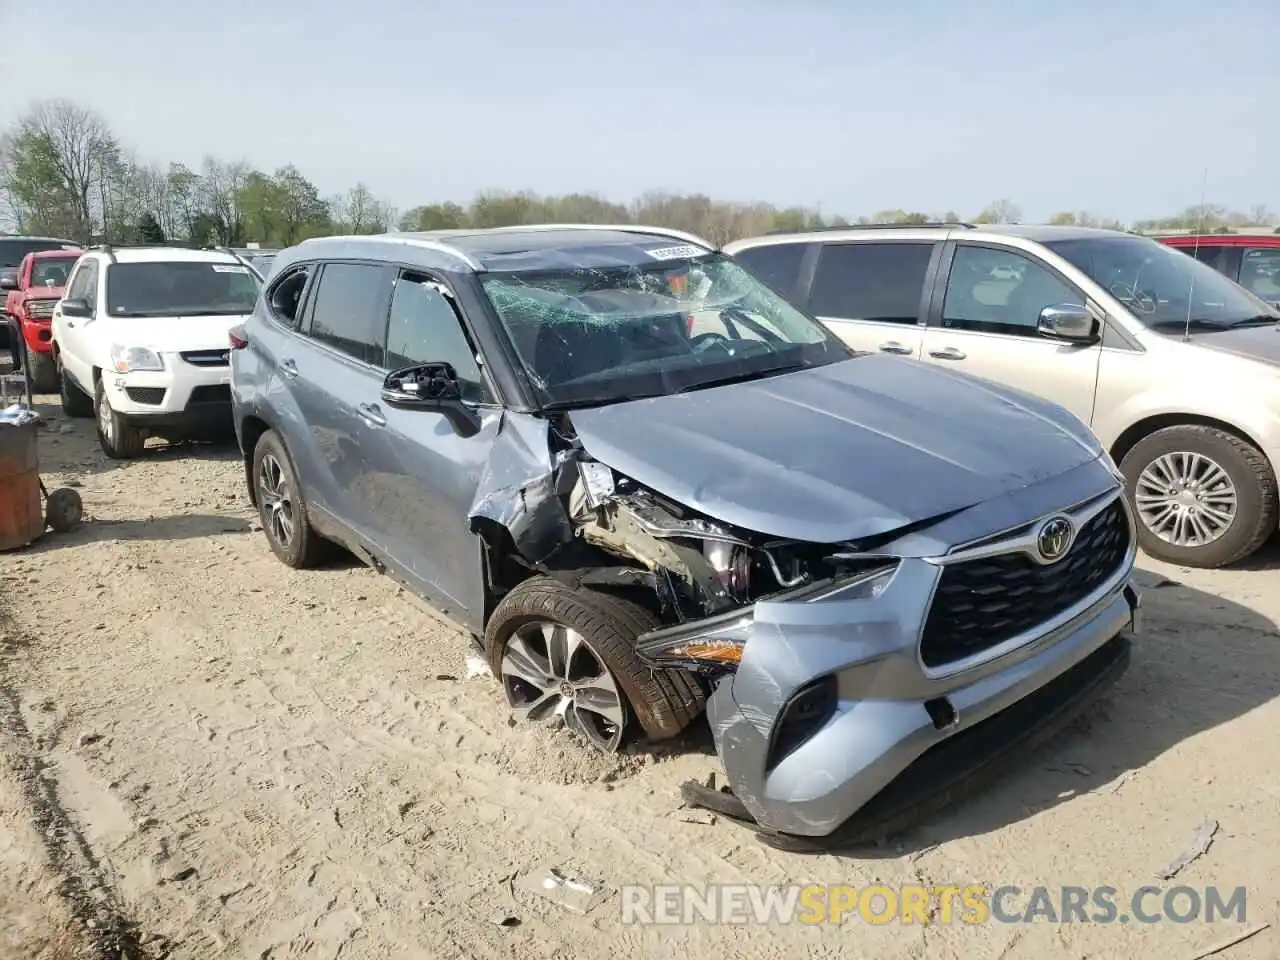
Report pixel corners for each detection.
[96,390,114,444]
[500,620,627,753]
[1135,451,1237,547]
[258,452,296,548]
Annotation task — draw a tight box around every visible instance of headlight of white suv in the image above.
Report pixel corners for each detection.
[109,345,164,373]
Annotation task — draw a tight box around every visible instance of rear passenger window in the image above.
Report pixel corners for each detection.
[385,272,488,402]
[809,242,933,325]
[733,243,807,299]
[306,263,390,365]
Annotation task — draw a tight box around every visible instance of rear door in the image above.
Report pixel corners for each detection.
[919,241,1102,426]
[284,260,396,547]
[804,240,939,358]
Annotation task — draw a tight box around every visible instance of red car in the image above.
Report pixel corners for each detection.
[2,248,83,391]
[1158,234,1280,307]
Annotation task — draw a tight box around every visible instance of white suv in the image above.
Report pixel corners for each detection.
[51,245,262,458]
[726,224,1280,569]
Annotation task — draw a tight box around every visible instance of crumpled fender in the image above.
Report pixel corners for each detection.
[466,412,575,563]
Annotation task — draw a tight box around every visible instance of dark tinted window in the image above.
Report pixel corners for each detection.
[809,242,933,324]
[1187,244,1225,269]
[733,243,807,299]
[307,263,389,364]
[0,239,78,269]
[386,272,487,400]
[942,246,1082,337]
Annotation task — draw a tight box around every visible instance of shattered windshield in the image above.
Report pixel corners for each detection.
[479,253,853,408]
[1046,235,1280,330]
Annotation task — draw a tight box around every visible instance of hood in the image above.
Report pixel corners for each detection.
[21,286,66,303]
[94,313,250,354]
[569,355,1103,544]
[1171,323,1280,365]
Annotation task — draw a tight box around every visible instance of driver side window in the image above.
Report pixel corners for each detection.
[66,259,97,307]
[942,246,1083,338]
[384,271,489,403]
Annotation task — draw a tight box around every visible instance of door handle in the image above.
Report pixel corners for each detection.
[280,359,298,379]
[357,403,386,428]
[928,346,967,361]
[878,341,914,355]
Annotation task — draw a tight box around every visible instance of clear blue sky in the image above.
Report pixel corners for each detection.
[2,0,1275,222]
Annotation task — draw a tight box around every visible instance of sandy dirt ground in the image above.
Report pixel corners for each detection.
[1,394,1279,960]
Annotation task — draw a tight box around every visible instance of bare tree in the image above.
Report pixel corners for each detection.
[200,156,249,244]
[975,199,1022,224]
[19,100,115,239]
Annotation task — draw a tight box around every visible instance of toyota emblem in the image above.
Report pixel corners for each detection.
[1035,516,1075,563]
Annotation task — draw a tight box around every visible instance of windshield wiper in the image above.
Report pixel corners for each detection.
[541,392,665,411]
[680,362,810,393]
[1147,318,1233,331]
[1230,315,1279,328]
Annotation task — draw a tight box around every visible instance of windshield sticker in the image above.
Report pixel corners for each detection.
[211,264,250,274]
[643,244,707,261]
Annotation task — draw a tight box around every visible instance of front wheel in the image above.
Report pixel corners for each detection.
[95,381,146,459]
[484,577,706,753]
[57,353,93,418]
[1120,425,1277,568]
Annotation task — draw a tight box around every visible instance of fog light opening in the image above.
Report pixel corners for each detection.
[924,696,958,731]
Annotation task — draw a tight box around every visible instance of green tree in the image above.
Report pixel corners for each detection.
[137,211,165,243]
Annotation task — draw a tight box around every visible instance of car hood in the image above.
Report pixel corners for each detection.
[569,355,1104,544]
[21,287,66,302]
[1174,323,1280,365]
[93,313,251,353]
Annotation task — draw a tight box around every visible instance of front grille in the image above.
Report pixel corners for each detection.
[181,349,230,367]
[920,499,1130,669]
[27,300,56,319]
[187,384,230,406]
[125,386,166,405]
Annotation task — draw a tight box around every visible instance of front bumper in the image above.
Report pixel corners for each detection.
[102,355,232,431]
[682,509,1140,847]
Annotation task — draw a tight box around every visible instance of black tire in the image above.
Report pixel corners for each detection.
[94,380,146,459]
[44,488,83,532]
[484,576,707,746]
[27,350,57,394]
[251,429,331,568]
[57,353,93,418]
[1119,425,1277,568]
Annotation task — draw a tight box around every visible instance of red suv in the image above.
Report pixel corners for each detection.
[2,248,83,390]
[1158,234,1280,307]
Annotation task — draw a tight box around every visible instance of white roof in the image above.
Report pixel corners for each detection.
[89,247,243,265]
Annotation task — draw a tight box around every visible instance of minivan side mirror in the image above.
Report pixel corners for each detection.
[1037,303,1098,344]
[59,297,93,319]
[381,362,481,437]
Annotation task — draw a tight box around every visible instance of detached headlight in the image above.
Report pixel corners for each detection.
[636,609,753,673]
[110,344,164,373]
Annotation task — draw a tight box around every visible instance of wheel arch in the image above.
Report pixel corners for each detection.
[238,413,274,507]
[1110,413,1272,471]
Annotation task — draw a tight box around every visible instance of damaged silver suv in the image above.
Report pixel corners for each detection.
[229,225,1142,849]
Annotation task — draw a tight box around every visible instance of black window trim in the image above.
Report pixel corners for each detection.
[805,238,944,328]
[925,239,1096,341]
[731,240,816,303]
[382,264,500,406]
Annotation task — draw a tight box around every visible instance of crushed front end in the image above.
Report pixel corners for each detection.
[621,461,1141,849]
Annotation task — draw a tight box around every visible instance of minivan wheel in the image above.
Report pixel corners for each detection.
[252,430,330,568]
[95,381,146,459]
[484,577,707,752]
[1120,425,1277,568]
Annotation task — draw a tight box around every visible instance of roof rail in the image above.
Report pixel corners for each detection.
[766,221,976,236]
[96,243,118,264]
[465,223,717,251]
[302,233,486,271]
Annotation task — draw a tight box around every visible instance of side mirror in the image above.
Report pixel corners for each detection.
[0,275,17,292]
[1037,303,1098,344]
[59,298,93,319]
[381,362,481,438]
